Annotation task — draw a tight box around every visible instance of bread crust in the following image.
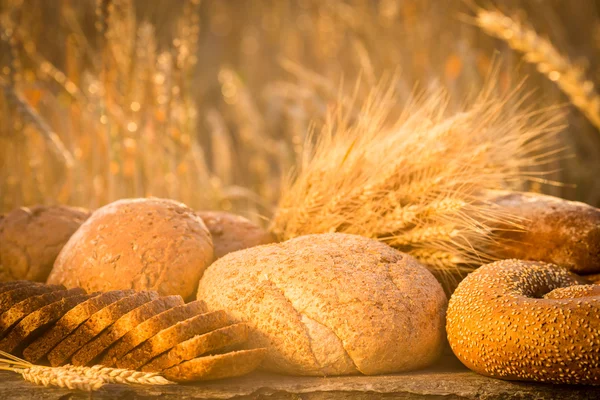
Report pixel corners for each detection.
[0,205,90,282]
[23,290,131,363]
[0,284,65,314]
[197,233,447,376]
[47,198,213,299]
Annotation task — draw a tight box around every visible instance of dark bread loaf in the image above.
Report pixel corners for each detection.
[0,284,65,314]
[23,290,131,363]
[142,323,249,372]
[100,300,207,367]
[0,281,40,294]
[484,190,600,274]
[47,291,158,366]
[70,295,183,366]
[47,198,213,300]
[0,205,90,282]
[115,310,229,370]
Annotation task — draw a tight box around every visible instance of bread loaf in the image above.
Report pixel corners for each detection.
[0,205,90,282]
[47,198,214,299]
[197,211,275,259]
[197,233,447,376]
[484,190,600,274]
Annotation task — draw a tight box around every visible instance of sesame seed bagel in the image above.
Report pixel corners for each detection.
[447,259,600,385]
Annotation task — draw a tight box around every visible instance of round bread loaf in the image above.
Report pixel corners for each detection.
[196,211,275,259]
[47,198,213,299]
[447,259,600,385]
[197,233,447,376]
[0,205,90,282]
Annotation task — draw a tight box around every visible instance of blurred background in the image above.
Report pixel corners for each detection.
[1,0,600,224]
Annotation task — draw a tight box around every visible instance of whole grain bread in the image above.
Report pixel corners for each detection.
[197,233,448,376]
[47,291,158,366]
[142,323,249,372]
[0,284,65,314]
[0,288,86,338]
[161,348,266,382]
[23,290,132,363]
[0,281,40,294]
[197,211,275,259]
[0,205,90,282]
[70,295,183,366]
[0,293,92,355]
[100,300,207,367]
[47,198,213,300]
[116,310,229,370]
[483,190,600,274]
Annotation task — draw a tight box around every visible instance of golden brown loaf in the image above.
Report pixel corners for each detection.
[484,191,600,274]
[0,205,90,282]
[197,233,447,376]
[47,198,214,299]
[446,259,600,385]
[196,211,275,259]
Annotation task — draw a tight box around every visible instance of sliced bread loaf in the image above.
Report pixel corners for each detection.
[0,284,65,314]
[142,323,248,372]
[23,290,132,363]
[70,295,183,366]
[46,291,158,366]
[100,300,207,367]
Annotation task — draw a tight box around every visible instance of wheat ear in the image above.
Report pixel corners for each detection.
[476,8,600,131]
[65,364,173,385]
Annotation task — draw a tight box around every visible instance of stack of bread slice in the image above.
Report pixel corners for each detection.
[0,281,265,382]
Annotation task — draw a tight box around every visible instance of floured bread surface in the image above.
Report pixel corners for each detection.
[47,198,213,299]
[197,232,447,376]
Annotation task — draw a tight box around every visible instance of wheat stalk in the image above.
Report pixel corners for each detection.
[270,76,564,281]
[0,350,173,391]
[476,8,600,132]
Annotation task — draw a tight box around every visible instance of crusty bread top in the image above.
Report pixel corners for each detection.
[47,198,214,299]
[197,211,275,259]
[197,233,448,376]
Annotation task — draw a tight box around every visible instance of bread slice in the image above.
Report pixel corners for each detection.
[23,290,133,363]
[100,300,207,367]
[47,291,158,366]
[0,293,92,355]
[0,281,40,294]
[0,288,86,338]
[0,284,65,314]
[70,295,183,366]
[161,348,266,382]
[142,323,249,372]
[116,310,230,370]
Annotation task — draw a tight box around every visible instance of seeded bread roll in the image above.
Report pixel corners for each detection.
[0,205,90,282]
[47,198,214,299]
[197,233,447,376]
[484,190,600,274]
[197,211,275,259]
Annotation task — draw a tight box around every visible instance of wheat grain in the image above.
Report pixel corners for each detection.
[476,8,600,131]
[65,364,173,385]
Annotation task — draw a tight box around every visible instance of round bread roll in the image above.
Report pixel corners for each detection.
[447,259,600,385]
[47,198,213,300]
[196,211,275,259]
[197,233,447,376]
[0,205,90,282]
